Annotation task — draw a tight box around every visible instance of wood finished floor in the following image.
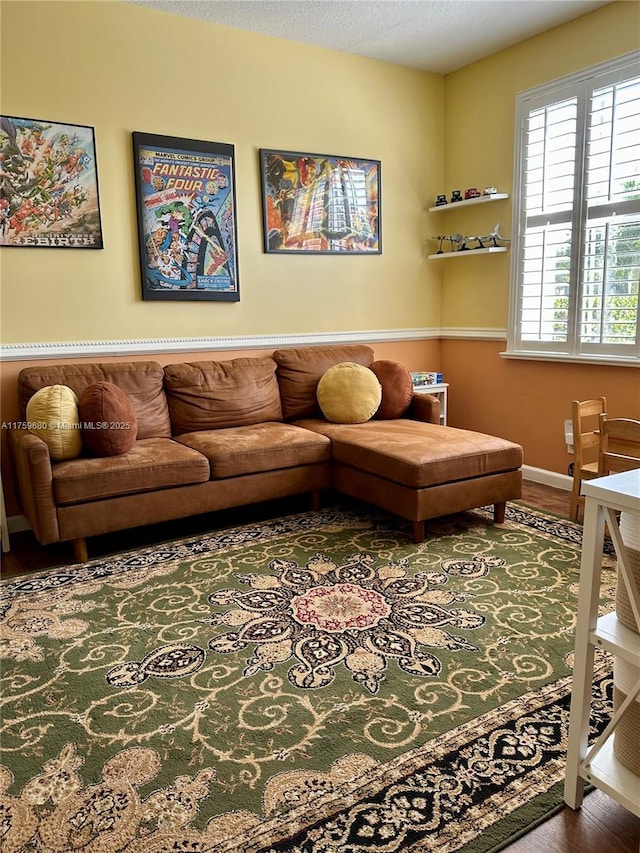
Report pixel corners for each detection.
[1,482,639,852]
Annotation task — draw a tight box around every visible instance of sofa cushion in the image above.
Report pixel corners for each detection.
[52,438,210,505]
[26,384,82,461]
[78,382,138,456]
[316,363,381,423]
[175,422,330,479]
[295,418,523,489]
[164,358,283,434]
[273,345,375,420]
[369,360,413,419]
[18,362,171,439]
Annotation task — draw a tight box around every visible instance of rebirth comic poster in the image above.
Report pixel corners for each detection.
[132,132,240,301]
[0,116,104,248]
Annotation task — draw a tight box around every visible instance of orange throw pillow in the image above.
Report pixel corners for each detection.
[369,360,413,419]
[79,382,138,456]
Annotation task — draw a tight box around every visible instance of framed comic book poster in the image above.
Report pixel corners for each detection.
[259,148,381,254]
[0,116,104,248]
[132,131,240,301]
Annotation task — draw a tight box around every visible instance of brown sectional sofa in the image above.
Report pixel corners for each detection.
[9,344,523,561]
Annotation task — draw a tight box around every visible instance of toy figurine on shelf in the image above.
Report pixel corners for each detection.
[464,187,481,199]
[432,234,463,251]
[432,234,470,252]
[483,185,498,195]
[431,224,510,254]
[456,223,510,251]
[450,189,463,203]
[435,194,448,206]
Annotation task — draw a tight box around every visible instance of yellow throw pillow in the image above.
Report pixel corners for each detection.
[26,384,82,460]
[316,362,382,424]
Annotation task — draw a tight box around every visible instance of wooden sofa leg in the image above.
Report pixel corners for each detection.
[310,489,322,512]
[493,502,506,524]
[411,520,425,544]
[73,538,88,563]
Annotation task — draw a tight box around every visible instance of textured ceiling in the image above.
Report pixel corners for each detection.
[128,0,612,74]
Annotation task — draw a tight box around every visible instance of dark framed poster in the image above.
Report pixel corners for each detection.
[259,148,381,254]
[0,115,104,248]
[132,131,240,301]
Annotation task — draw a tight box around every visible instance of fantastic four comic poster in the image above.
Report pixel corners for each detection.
[0,116,104,248]
[132,132,240,301]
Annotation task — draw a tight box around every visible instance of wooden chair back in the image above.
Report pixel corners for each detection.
[569,397,607,520]
[598,415,640,475]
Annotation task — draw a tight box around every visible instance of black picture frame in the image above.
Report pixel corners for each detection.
[0,115,104,249]
[259,148,381,254]
[132,131,240,301]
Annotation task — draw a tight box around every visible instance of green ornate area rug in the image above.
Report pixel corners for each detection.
[1,503,615,853]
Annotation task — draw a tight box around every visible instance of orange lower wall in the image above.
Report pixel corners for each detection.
[442,340,639,476]
[0,338,441,516]
[4,338,637,521]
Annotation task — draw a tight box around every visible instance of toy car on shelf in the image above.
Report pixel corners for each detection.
[450,190,463,203]
[435,194,448,206]
[464,188,481,199]
[483,186,498,195]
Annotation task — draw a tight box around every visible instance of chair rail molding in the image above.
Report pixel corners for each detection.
[0,329,442,361]
[439,327,508,340]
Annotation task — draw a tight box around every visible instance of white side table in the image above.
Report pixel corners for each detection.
[413,382,448,425]
[564,469,640,817]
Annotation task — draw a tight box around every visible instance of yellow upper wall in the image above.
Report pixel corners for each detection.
[0,0,444,345]
[439,0,640,330]
[3,1,637,345]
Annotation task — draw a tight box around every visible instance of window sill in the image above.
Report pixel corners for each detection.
[500,350,639,367]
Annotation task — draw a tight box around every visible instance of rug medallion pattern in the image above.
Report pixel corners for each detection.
[0,504,615,852]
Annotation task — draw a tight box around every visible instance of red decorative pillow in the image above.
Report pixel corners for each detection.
[78,382,138,456]
[369,360,413,419]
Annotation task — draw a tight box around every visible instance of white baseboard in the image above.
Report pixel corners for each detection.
[5,466,571,541]
[522,464,572,491]
[7,514,30,535]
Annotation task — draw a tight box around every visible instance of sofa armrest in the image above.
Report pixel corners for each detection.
[405,393,441,425]
[8,429,60,544]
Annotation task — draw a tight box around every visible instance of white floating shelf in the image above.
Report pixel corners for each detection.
[428,247,508,259]
[428,193,509,212]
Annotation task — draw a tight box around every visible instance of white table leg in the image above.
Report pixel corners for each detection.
[564,497,606,809]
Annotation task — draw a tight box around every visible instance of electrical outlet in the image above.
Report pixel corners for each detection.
[564,419,574,453]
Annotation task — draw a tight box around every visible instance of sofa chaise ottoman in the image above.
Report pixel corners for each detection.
[273,345,523,543]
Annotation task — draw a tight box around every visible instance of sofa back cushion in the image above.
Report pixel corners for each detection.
[18,362,171,439]
[273,345,375,420]
[163,358,283,434]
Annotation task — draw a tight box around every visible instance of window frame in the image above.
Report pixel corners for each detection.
[506,51,640,365]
